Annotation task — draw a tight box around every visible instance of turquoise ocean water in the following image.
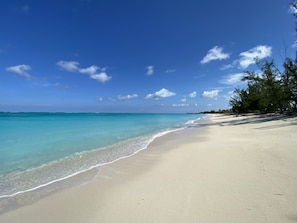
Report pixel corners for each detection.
[0,112,203,199]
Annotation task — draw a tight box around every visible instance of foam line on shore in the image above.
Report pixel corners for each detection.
[0,127,186,199]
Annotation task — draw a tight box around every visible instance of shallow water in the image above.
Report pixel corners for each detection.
[0,112,203,200]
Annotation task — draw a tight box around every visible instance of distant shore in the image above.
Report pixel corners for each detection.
[1,114,297,223]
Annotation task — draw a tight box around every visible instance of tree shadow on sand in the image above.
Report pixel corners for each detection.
[195,113,297,130]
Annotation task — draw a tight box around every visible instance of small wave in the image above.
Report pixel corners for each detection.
[0,127,184,199]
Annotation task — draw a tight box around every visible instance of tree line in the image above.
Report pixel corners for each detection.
[229,3,297,114]
[229,59,297,113]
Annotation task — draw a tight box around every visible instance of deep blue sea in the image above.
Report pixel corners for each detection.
[0,112,203,198]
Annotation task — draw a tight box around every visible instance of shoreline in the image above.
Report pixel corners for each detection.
[1,114,297,222]
[0,115,206,214]
[0,113,201,200]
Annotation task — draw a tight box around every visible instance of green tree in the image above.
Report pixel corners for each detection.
[230,60,285,113]
[229,3,297,113]
[229,88,244,113]
[283,58,297,111]
[257,60,283,112]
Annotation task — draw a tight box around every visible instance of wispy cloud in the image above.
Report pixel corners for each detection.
[188,91,197,98]
[220,60,238,70]
[79,65,99,75]
[220,64,234,70]
[202,89,220,99]
[219,73,245,85]
[166,68,176,73]
[97,94,138,102]
[51,82,75,89]
[238,45,272,69]
[117,94,138,100]
[224,90,235,100]
[289,4,297,16]
[5,64,77,88]
[220,45,272,70]
[146,65,154,75]
[172,103,189,107]
[97,97,104,102]
[145,88,176,100]
[6,64,32,79]
[57,60,111,83]
[200,46,230,64]
[57,61,79,72]
[34,81,75,89]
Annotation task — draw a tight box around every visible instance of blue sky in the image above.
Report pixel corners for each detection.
[1,0,296,112]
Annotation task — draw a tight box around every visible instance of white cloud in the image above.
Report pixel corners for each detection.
[166,68,176,73]
[117,94,138,100]
[181,98,187,102]
[238,45,272,69]
[108,97,117,102]
[220,73,245,85]
[57,61,111,83]
[80,65,111,83]
[224,90,235,100]
[188,91,197,98]
[289,4,297,15]
[6,64,32,79]
[220,64,234,70]
[89,72,111,83]
[146,65,154,75]
[51,82,74,89]
[172,103,189,107]
[202,89,220,99]
[99,94,138,102]
[220,60,238,70]
[97,97,104,102]
[57,61,79,72]
[79,65,99,75]
[145,88,176,100]
[200,46,230,64]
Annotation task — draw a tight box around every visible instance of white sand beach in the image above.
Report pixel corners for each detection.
[1,114,297,223]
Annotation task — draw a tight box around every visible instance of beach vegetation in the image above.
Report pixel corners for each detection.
[229,59,297,113]
[229,2,297,114]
